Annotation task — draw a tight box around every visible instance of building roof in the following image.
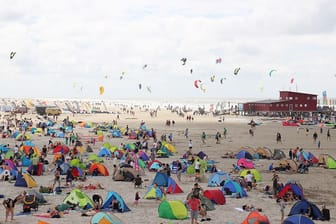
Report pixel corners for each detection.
[280,91,318,96]
[244,99,286,104]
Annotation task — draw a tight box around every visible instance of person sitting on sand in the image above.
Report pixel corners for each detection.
[110,198,122,212]
[92,194,103,210]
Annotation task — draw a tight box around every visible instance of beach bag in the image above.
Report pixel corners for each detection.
[322,208,330,221]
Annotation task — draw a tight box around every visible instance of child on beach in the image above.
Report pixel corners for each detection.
[134,192,140,206]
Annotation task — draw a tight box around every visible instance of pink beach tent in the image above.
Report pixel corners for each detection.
[237,158,254,169]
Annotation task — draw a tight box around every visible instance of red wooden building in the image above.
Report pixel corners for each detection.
[243,91,317,115]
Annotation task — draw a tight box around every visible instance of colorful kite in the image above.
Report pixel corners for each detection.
[194,80,202,88]
[234,67,240,75]
[290,78,294,84]
[210,75,215,82]
[181,58,187,65]
[10,52,16,59]
[216,58,222,64]
[99,86,104,95]
[269,69,277,77]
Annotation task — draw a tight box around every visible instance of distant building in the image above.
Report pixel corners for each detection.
[243,91,317,116]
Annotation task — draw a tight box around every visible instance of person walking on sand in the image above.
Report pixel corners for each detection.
[201,131,206,144]
[223,127,227,138]
[327,129,331,140]
[134,192,140,206]
[184,128,189,139]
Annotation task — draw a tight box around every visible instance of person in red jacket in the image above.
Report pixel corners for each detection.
[187,195,201,224]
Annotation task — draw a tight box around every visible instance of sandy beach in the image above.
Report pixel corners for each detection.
[0,108,335,224]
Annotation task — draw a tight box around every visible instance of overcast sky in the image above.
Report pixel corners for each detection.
[1,0,335,100]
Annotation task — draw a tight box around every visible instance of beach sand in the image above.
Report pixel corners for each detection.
[0,108,335,224]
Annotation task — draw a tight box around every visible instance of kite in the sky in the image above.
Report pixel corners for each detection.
[216,58,222,64]
[120,71,125,80]
[190,69,193,74]
[234,67,240,75]
[290,78,294,84]
[220,77,227,84]
[269,69,277,77]
[181,58,187,65]
[10,52,16,59]
[138,83,142,90]
[200,83,206,93]
[210,75,215,82]
[99,86,104,95]
[146,86,151,93]
[104,75,108,79]
[194,80,202,88]
[143,64,148,69]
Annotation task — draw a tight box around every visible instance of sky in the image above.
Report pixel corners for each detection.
[1,0,335,101]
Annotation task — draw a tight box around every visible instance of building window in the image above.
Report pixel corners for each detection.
[270,104,272,107]
[304,104,307,107]
[289,97,293,100]
[281,104,284,107]
[276,104,279,107]
[300,104,303,107]
[307,97,310,100]
[295,104,298,107]
[285,104,288,106]
[313,97,317,100]
[286,97,288,100]
[295,97,298,100]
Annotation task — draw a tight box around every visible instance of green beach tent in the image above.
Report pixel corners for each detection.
[240,169,262,182]
[63,189,93,209]
[158,200,188,220]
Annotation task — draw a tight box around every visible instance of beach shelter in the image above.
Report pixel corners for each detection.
[158,200,188,220]
[88,154,104,163]
[197,151,207,160]
[288,200,323,220]
[162,142,177,154]
[15,133,31,141]
[207,171,231,187]
[111,129,122,138]
[283,214,315,224]
[71,166,84,178]
[186,157,206,174]
[166,177,183,194]
[63,189,93,209]
[98,147,112,157]
[89,163,109,176]
[152,172,169,187]
[53,145,69,154]
[256,147,272,159]
[113,167,136,181]
[90,212,123,224]
[318,154,336,169]
[240,169,262,182]
[273,149,286,160]
[69,158,85,170]
[222,179,247,197]
[101,191,130,212]
[237,158,254,169]
[242,211,270,224]
[144,185,165,200]
[14,173,37,188]
[278,159,298,172]
[307,152,319,165]
[27,189,47,204]
[236,150,253,160]
[37,220,50,224]
[186,193,215,211]
[277,183,304,200]
[203,189,225,205]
